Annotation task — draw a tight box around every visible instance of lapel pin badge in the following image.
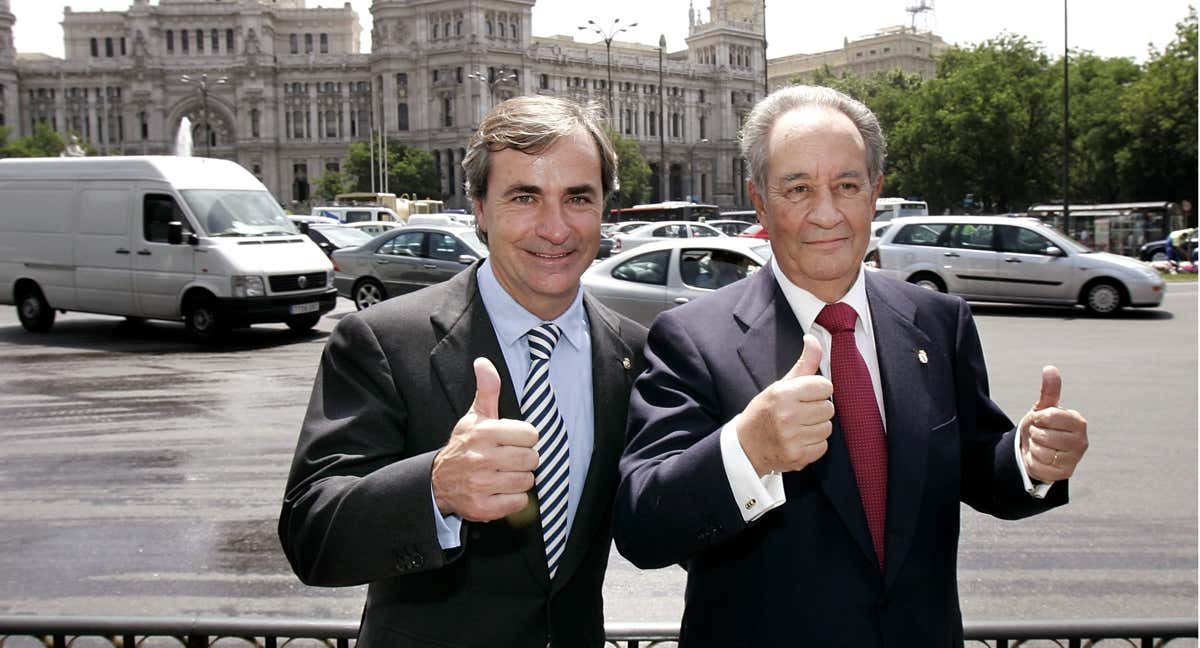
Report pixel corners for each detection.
[917,349,928,364]
[622,357,632,370]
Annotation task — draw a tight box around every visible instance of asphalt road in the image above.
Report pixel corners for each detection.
[0,282,1195,626]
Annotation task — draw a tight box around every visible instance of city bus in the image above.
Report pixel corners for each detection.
[606,201,721,224]
[1026,202,1184,257]
[874,197,929,221]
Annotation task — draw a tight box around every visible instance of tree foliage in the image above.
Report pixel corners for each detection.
[343,138,441,200]
[606,127,652,209]
[791,9,1198,217]
[0,123,71,158]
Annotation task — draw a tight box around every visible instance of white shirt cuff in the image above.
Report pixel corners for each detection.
[1014,427,1053,498]
[431,484,464,549]
[720,416,787,522]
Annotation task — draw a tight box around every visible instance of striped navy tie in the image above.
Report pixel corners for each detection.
[521,322,570,579]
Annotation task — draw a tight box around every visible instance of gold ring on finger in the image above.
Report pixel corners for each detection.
[1052,450,1060,466]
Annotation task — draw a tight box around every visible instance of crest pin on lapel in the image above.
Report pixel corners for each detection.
[917,349,928,364]
[622,357,632,370]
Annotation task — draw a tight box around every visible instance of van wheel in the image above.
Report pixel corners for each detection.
[184,297,227,341]
[1083,280,1123,315]
[354,279,386,310]
[17,285,55,332]
[286,313,321,332]
[908,272,946,293]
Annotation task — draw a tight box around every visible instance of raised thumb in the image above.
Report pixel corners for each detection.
[784,334,823,380]
[470,357,502,420]
[1033,365,1062,411]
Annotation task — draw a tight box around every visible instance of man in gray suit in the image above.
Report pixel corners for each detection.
[279,96,646,647]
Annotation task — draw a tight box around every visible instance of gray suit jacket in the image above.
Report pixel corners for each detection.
[279,264,646,647]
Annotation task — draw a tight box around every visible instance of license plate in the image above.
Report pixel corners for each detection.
[289,302,319,315]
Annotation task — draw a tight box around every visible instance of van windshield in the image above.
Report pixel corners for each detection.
[183,190,297,237]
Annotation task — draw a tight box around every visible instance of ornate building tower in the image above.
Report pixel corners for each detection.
[0,0,17,135]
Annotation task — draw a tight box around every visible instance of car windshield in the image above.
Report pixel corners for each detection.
[1034,223,1093,253]
[183,190,297,237]
[314,226,374,247]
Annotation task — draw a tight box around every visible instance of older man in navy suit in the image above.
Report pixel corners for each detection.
[613,86,1089,647]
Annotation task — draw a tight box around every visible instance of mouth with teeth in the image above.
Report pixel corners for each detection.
[529,250,573,259]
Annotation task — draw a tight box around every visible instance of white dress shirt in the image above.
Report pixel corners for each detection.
[719,260,1049,523]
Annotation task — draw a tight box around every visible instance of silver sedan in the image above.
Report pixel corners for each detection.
[582,237,773,327]
[610,220,725,254]
[332,225,488,310]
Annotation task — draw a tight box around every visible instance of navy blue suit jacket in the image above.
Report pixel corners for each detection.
[613,268,1068,647]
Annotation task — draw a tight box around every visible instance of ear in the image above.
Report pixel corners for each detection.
[871,174,886,202]
[747,178,769,227]
[472,196,487,232]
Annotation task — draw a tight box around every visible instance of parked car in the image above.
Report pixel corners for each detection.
[331,225,488,310]
[609,221,652,235]
[583,237,772,326]
[738,223,770,239]
[343,221,402,236]
[303,223,375,258]
[596,234,616,260]
[1138,230,1198,262]
[864,220,894,263]
[874,215,1165,315]
[611,220,724,254]
[706,219,756,236]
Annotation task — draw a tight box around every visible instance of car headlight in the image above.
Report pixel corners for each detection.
[232,275,266,298]
[327,269,335,285]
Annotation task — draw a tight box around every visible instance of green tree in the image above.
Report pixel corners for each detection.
[605,128,652,208]
[900,35,1059,213]
[0,123,69,158]
[314,169,352,202]
[343,139,442,199]
[1117,7,1197,212]
[1064,52,1142,203]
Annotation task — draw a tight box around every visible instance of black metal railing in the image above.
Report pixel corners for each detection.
[0,615,1194,648]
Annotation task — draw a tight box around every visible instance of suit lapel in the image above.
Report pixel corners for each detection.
[550,295,634,592]
[735,269,878,570]
[428,266,550,590]
[864,273,934,590]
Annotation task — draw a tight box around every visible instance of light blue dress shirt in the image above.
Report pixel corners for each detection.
[433,259,595,548]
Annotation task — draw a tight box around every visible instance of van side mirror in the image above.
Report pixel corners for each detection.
[1045,246,1065,257]
[167,221,184,245]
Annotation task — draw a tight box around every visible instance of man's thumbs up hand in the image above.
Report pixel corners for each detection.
[470,357,502,420]
[432,357,540,522]
[736,334,835,476]
[1020,365,1089,483]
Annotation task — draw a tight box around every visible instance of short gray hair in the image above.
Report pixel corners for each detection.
[739,85,886,202]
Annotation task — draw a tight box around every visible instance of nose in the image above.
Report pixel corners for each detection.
[535,200,571,245]
[806,187,844,229]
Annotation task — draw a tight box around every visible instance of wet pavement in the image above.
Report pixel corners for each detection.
[0,287,1196,624]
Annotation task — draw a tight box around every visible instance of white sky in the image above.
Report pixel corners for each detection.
[10,0,1194,62]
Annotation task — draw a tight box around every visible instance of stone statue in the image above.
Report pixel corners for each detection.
[61,134,86,157]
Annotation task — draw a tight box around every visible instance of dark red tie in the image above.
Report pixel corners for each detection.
[816,302,888,569]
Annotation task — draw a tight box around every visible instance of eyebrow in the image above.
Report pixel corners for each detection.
[501,183,599,197]
[778,170,864,183]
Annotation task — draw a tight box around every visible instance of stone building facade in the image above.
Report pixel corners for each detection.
[767,25,947,89]
[0,0,943,210]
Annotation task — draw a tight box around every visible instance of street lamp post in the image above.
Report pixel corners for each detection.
[180,73,227,157]
[658,34,666,202]
[688,138,709,202]
[466,67,518,113]
[578,18,637,120]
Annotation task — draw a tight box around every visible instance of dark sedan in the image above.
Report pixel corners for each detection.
[302,224,375,258]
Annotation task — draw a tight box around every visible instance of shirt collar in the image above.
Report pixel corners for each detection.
[769,256,871,332]
[476,258,588,351]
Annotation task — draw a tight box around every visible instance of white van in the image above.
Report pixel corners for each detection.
[0,156,336,340]
[875,197,929,221]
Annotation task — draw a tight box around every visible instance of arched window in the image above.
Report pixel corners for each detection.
[432,24,439,39]
[498,23,505,38]
[486,21,493,36]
